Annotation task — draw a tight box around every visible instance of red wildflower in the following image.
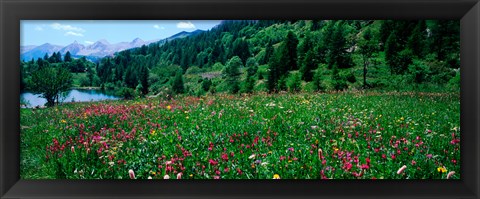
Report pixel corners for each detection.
[221,153,229,161]
[344,162,353,171]
[208,159,218,166]
[360,164,370,170]
[450,139,460,145]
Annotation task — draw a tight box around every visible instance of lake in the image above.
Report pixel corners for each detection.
[21,89,120,108]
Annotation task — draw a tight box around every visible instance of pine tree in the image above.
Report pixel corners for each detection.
[331,65,347,91]
[267,50,280,93]
[172,71,185,94]
[407,20,427,57]
[56,51,62,63]
[246,57,258,76]
[261,41,274,65]
[327,21,353,69]
[297,32,313,69]
[138,65,149,95]
[49,52,57,63]
[300,49,316,81]
[224,56,242,93]
[43,53,49,62]
[285,31,299,70]
[430,20,460,67]
[64,51,72,62]
[379,20,399,49]
[385,32,400,74]
[86,65,95,86]
[232,38,250,64]
[124,66,138,88]
[358,28,379,88]
[312,68,324,91]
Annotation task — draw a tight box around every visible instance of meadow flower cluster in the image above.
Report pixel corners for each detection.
[20,92,460,179]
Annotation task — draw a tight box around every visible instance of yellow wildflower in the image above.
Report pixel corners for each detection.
[273,174,280,179]
[437,167,447,173]
[61,119,66,123]
[167,105,171,110]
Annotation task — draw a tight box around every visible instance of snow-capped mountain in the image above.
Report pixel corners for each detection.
[20,30,205,62]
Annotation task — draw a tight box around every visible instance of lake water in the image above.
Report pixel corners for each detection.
[21,89,120,107]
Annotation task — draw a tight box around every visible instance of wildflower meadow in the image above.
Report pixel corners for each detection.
[20,91,460,179]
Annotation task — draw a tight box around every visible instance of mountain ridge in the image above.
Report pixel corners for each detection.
[20,29,205,61]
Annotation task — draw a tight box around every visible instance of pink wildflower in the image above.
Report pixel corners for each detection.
[446,171,455,179]
[128,169,136,179]
[397,165,407,174]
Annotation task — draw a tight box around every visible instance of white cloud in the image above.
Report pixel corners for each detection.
[176,21,195,29]
[50,23,85,32]
[34,26,43,31]
[65,31,84,37]
[153,25,165,30]
[85,40,94,44]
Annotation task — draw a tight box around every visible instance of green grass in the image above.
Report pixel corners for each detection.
[20,91,460,179]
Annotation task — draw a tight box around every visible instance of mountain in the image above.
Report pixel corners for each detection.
[21,43,63,61]
[168,30,204,40]
[155,30,205,46]
[20,45,37,54]
[60,40,85,55]
[130,38,145,46]
[20,30,204,62]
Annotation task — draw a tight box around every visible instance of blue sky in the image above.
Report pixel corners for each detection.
[21,20,222,46]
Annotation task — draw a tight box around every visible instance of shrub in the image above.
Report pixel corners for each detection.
[286,72,302,92]
[117,87,136,99]
[448,69,460,91]
[408,59,430,85]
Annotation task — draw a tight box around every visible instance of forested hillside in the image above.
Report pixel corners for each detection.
[22,20,460,99]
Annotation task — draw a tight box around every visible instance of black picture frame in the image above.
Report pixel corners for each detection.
[1,0,479,198]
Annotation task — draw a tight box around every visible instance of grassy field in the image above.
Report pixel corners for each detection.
[20,91,460,179]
